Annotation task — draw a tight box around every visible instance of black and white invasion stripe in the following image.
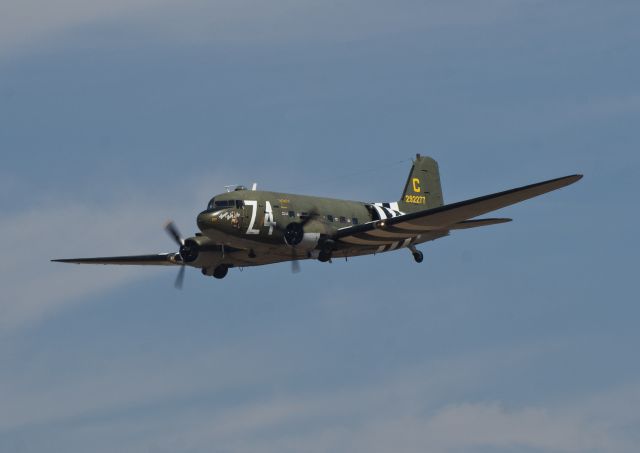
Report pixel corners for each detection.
[372,202,403,220]
[338,202,421,247]
[374,237,416,253]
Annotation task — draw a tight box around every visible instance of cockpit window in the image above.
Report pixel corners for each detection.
[207,198,243,211]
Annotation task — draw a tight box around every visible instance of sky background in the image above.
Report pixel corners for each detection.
[1,1,639,452]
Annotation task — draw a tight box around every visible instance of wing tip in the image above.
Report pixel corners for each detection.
[545,173,583,189]
[474,217,513,224]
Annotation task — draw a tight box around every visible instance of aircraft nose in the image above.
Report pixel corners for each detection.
[197,211,214,231]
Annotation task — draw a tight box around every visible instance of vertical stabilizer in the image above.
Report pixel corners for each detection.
[398,154,444,212]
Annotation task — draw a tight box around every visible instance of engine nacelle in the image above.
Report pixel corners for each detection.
[180,235,225,268]
[288,232,320,251]
[190,251,225,269]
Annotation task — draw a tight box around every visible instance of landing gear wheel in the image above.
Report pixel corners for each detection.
[318,251,332,263]
[412,251,424,263]
[213,264,229,279]
[317,239,335,263]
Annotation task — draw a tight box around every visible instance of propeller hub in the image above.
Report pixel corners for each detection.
[284,223,304,246]
[179,240,199,263]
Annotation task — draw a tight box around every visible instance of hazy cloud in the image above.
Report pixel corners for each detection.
[147,386,635,453]
[5,370,631,453]
[0,192,193,334]
[0,0,525,57]
[0,0,170,56]
[1,333,635,452]
[140,0,523,45]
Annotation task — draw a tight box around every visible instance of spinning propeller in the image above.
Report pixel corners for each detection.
[281,210,319,273]
[164,220,198,289]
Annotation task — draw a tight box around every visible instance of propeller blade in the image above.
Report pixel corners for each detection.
[274,209,319,234]
[174,265,185,289]
[291,257,301,274]
[300,209,319,227]
[164,221,184,247]
[291,244,302,273]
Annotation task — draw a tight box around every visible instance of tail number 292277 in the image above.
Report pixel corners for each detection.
[404,195,426,204]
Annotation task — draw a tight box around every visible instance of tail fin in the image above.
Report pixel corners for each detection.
[398,154,444,212]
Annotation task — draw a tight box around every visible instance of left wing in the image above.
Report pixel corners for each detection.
[337,174,582,245]
[51,253,180,265]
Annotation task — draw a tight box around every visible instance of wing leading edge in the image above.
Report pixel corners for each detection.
[337,174,582,244]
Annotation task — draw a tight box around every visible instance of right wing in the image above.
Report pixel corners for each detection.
[51,253,180,266]
[337,174,582,245]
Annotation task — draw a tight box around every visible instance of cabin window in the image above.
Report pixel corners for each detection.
[326,215,334,222]
[339,216,346,223]
[289,211,295,218]
[352,217,359,225]
[235,200,244,208]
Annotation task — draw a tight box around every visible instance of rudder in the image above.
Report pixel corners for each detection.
[398,154,444,212]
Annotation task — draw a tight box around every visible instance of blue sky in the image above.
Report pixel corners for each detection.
[1,1,639,451]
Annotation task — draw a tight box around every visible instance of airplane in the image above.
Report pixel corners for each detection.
[52,155,582,287]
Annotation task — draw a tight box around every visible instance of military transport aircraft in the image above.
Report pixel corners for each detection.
[53,155,582,287]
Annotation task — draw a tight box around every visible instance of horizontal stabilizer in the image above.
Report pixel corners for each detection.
[52,253,179,266]
[449,218,512,229]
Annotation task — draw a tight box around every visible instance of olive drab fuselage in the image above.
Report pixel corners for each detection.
[194,188,442,269]
[198,190,370,247]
